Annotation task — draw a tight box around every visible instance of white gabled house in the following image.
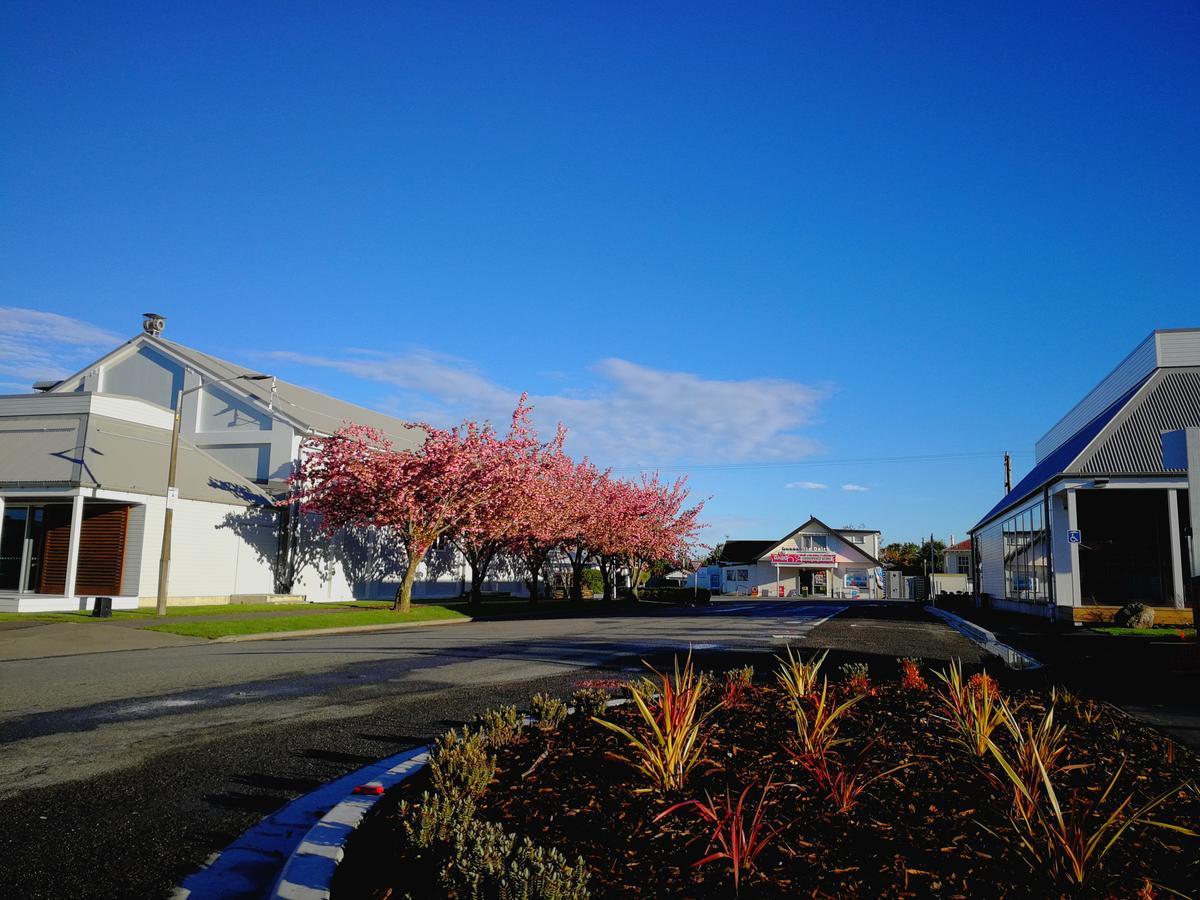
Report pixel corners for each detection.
[0,315,427,612]
[717,517,883,599]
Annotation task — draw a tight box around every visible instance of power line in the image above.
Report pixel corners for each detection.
[609,450,1034,474]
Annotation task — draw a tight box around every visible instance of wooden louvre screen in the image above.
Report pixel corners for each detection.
[39,504,129,596]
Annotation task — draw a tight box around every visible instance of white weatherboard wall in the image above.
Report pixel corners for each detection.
[135,497,278,600]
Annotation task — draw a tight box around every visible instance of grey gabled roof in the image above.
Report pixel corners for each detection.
[0,406,273,506]
[972,366,1200,531]
[722,517,883,568]
[151,338,424,449]
[1076,368,1200,474]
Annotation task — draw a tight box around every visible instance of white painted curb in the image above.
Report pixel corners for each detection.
[927,606,1042,670]
[172,696,631,900]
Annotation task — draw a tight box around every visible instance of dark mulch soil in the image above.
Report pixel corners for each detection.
[333,674,1200,898]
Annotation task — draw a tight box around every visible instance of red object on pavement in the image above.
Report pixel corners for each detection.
[353,784,385,795]
[778,586,785,598]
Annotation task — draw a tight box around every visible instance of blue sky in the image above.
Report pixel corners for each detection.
[2,2,1198,546]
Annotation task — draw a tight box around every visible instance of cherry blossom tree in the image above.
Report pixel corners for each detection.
[290,414,519,613]
[512,437,573,602]
[622,473,706,600]
[558,458,607,602]
[450,396,560,607]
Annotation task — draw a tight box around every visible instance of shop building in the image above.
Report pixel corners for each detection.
[969,329,1200,623]
[718,517,883,599]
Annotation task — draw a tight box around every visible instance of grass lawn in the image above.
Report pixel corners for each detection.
[139,604,466,639]
[0,601,394,624]
[1092,625,1196,638]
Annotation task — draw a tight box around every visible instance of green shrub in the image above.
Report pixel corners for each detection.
[441,817,515,896]
[400,790,478,849]
[531,693,568,731]
[580,568,604,596]
[477,705,524,748]
[634,586,711,605]
[725,665,754,686]
[430,727,496,797]
[439,819,592,899]
[570,687,610,719]
[505,838,592,899]
[624,676,658,701]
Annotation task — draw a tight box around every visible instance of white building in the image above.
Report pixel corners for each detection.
[717,517,883,600]
[970,329,1200,623]
[0,315,427,612]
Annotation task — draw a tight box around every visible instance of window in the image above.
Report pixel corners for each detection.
[847,534,865,544]
[1002,499,1049,603]
[799,534,827,551]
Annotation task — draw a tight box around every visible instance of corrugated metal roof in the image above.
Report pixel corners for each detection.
[1078,369,1200,474]
[0,411,272,507]
[971,377,1147,530]
[151,338,424,449]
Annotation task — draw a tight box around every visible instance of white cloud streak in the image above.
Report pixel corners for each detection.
[268,349,828,467]
[786,481,828,490]
[0,307,122,386]
[841,483,869,492]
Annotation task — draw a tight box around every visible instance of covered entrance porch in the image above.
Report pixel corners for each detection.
[0,492,139,612]
[771,565,833,598]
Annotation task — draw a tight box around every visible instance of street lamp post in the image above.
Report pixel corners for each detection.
[156,373,272,616]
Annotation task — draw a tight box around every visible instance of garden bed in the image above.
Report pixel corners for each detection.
[333,658,1198,898]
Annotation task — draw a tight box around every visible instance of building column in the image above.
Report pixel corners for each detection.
[63,495,85,601]
[1066,489,1081,609]
[1167,489,1186,609]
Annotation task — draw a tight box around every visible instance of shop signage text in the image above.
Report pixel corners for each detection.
[769,551,838,566]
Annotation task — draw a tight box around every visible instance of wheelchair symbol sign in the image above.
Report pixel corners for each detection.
[1067,530,1082,544]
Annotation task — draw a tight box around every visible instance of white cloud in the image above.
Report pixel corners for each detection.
[786,481,828,490]
[267,348,828,467]
[841,483,869,492]
[0,307,122,387]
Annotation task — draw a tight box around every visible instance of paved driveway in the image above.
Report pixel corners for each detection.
[0,601,981,899]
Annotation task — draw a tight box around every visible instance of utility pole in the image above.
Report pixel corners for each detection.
[156,372,273,616]
[1004,451,1012,495]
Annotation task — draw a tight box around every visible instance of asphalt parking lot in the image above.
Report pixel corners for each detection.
[0,601,983,899]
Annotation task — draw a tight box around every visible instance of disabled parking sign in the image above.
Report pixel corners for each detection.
[1067,530,1082,543]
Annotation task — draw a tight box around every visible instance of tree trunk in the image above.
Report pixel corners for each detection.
[628,555,644,601]
[524,548,549,603]
[569,542,587,603]
[600,555,616,602]
[393,560,419,613]
[393,536,431,613]
[467,548,497,608]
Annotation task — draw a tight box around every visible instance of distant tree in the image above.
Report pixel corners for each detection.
[882,540,947,575]
[881,542,922,574]
[920,539,947,574]
[698,542,725,567]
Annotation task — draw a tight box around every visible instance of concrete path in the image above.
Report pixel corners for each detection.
[0,621,202,661]
[0,601,979,900]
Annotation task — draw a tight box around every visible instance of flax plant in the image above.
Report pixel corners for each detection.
[775,647,827,707]
[594,652,718,793]
[997,700,1081,823]
[934,659,1008,757]
[985,743,1197,886]
[790,676,863,761]
[655,779,786,894]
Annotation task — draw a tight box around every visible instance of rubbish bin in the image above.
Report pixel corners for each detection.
[92,597,113,618]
